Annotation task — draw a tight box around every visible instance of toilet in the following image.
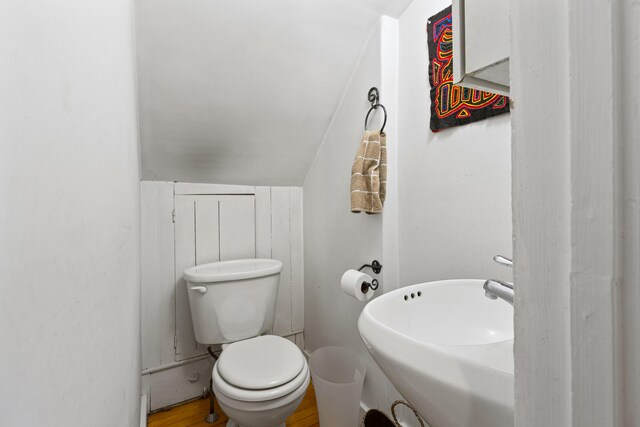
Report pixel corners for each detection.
[184,259,309,427]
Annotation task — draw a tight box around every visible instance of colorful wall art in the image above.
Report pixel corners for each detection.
[427,6,510,132]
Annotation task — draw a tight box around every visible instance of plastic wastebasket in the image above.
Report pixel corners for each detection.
[310,346,366,427]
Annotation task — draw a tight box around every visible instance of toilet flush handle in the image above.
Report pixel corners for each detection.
[189,286,207,294]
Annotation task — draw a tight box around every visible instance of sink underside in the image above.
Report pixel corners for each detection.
[358,279,514,427]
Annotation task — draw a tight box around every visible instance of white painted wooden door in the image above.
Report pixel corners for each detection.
[174,195,256,361]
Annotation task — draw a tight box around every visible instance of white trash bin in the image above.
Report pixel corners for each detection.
[310,346,366,427]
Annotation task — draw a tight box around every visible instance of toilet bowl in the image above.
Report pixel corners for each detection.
[211,335,310,427]
[183,259,307,426]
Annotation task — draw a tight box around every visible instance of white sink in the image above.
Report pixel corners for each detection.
[358,279,514,427]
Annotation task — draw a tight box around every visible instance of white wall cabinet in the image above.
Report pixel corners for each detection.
[453,0,510,95]
[141,181,304,410]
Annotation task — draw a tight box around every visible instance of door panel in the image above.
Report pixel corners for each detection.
[174,197,199,360]
[219,198,256,260]
[195,199,220,265]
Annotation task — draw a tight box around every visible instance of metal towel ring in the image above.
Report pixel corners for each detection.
[364,87,387,134]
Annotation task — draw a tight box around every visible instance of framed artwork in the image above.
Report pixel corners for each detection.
[427,6,510,132]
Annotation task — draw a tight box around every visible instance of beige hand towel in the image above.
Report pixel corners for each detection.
[351,130,387,214]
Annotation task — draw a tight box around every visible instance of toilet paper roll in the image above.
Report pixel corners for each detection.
[341,269,375,301]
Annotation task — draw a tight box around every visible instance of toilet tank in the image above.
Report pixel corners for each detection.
[184,259,283,345]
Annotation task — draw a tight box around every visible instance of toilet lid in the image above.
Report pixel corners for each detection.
[217,335,305,390]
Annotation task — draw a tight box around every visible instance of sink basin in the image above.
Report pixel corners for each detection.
[358,279,514,427]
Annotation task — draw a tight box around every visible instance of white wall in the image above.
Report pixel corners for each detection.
[304,17,405,413]
[135,0,413,187]
[304,1,512,421]
[617,0,640,421]
[0,1,142,426]
[397,0,512,287]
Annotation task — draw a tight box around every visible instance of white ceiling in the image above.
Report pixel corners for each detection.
[135,0,413,186]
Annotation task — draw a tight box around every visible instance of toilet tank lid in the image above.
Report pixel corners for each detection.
[183,258,283,283]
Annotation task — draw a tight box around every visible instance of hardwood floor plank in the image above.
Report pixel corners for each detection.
[286,405,317,423]
[287,412,320,427]
[148,383,318,427]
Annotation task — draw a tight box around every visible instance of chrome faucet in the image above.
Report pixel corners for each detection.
[483,255,514,305]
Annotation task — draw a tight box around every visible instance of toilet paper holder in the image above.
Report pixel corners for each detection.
[361,278,379,293]
[358,260,382,293]
[358,260,382,274]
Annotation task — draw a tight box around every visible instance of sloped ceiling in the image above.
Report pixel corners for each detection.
[135,0,412,186]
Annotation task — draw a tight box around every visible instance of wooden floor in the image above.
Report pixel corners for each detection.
[148,383,319,427]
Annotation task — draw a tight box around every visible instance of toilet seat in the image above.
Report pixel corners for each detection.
[217,335,304,390]
[213,360,308,402]
[213,335,308,403]
[213,367,310,416]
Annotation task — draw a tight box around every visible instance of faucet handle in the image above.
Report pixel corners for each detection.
[493,255,513,268]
